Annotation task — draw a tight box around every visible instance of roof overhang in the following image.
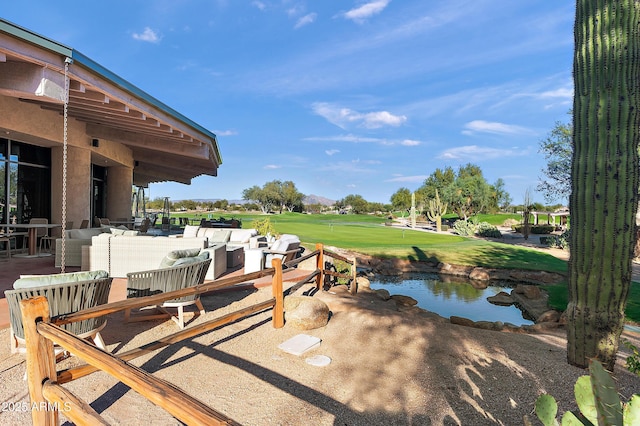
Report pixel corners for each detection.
[0,18,222,187]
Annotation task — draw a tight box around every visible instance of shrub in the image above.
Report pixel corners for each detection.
[540,229,570,250]
[530,224,555,234]
[452,220,476,236]
[503,218,519,227]
[252,217,277,238]
[512,224,555,234]
[622,338,640,377]
[476,222,502,238]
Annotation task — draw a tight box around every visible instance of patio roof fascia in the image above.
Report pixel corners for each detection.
[0,18,223,168]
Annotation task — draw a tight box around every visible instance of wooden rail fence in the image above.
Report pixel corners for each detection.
[20,243,357,425]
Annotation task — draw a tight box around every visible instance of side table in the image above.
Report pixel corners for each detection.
[244,248,264,274]
[226,246,244,268]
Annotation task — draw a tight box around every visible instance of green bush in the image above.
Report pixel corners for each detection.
[540,229,570,249]
[452,220,476,236]
[476,221,502,238]
[252,217,277,237]
[530,224,555,234]
[513,224,555,234]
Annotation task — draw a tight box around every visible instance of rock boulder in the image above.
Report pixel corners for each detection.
[284,296,330,330]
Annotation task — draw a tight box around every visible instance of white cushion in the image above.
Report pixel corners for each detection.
[230,229,257,243]
[183,225,200,238]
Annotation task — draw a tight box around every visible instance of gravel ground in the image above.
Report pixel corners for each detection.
[0,279,639,425]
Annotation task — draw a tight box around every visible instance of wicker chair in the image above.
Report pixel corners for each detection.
[125,257,212,329]
[5,276,113,353]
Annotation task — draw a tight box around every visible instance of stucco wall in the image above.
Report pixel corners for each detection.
[0,95,136,227]
[106,166,133,221]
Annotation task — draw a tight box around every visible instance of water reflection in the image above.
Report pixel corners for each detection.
[369,272,534,326]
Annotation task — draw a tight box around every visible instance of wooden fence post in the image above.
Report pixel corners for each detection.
[21,296,58,426]
[272,258,284,328]
[315,243,324,291]
[350,256,357,295]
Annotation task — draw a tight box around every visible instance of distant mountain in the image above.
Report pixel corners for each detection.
[303,194,335,206]
[172,195,335,206]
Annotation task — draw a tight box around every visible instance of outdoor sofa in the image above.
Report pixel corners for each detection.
[55,227,108,267]
[177,226,266,250]
[88,233,226,279]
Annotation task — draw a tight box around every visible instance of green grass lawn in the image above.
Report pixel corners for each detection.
[238,212,567,274]
[542,282,640,324]
[172,212,565,273]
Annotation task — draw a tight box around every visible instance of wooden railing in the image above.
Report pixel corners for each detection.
[20,244,357,425]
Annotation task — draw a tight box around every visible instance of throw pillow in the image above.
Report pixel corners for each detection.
[171,250,210,267]
[209,230,231,244]
[158,248,203,268]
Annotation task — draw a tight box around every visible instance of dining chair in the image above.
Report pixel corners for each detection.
[40,221,72,254]
[0,234,14,258]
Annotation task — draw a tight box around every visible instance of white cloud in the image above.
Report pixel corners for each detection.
[295,13,317,29]
[311,102,406,129]
[213,130,237,137]
[438,145,528,161]
[252,1,266,11]
[305,134,383,143]
[305,133,419,146]
[264,164,281,169]
[352,158,382,165]
[325,149,340,156]
[538,87,573,99]
[385,175,428,183]
[132,27,161,43]
[462,120,533,136]
[342,0,391,23]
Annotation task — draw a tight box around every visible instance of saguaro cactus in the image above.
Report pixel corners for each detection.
[569,0,640,369]
[410,192,416,229]
[427,189,447,232]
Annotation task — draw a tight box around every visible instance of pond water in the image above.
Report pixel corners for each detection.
[369,273,534,326]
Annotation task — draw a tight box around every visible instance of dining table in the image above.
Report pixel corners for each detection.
[5,223,62,257]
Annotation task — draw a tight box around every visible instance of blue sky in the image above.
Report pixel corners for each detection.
[3,1,574,204]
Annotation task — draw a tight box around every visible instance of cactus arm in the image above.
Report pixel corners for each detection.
[535,394,560,426]
[623,395,640,426]
[560,411,588,425]
[589,360,623,425]
[574,376,597,424]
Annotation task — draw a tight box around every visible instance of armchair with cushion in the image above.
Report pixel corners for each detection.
[263,234,301,267]
[125,252,212,329]
[4,270,112,353]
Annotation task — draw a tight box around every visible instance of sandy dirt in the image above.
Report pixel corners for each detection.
[0,234,639,425]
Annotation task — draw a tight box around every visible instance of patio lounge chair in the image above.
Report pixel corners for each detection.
[125,254,212,329]
[4,271,112,353]
[263,234,301,268]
